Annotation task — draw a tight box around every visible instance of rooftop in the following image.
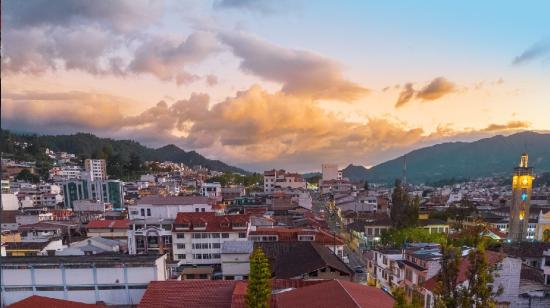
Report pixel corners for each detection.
[137,195,212,206]
[6,295,106,308]
[0,254,162,266]
[221,240,253,254]
[87,219,129,229]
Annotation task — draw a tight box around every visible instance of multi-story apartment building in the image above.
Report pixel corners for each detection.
[127,196,215,256]
[321,164,342,182]
[401,243,443,301]
[84,159,107,180]
[263,169,306,193]
[372,248,404,292]
[62,179,123,209]
[171,212,250,265]
[201,182,222,201]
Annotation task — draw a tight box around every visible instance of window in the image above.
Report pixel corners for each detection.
[177,244,185,249]
[177,233,186,239]
[239,233,246,238]
[177,254,186,259]
[405,269,413,281]
[383,256,388,265]
[146,208,151,216]
[212,243,221,249]
[212,253,221,259]
[192,233,201,239]
[194,254,202,259]
[298,235,314,241]
[140,209,145,216]
[222,233,229,238]
[201,233,210,239]
[195,208,199,212]
[212,233,220,238]
[201,208,205,212]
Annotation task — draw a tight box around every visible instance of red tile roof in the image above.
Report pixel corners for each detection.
[174,212,249,232]
[87,219,129,229]
[275,279,394,308]
[6,295,106,308]
[139,280,238,308]
[423,250,506,291]
[249,227,345,245]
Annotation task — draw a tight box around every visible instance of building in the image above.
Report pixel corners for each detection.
[509,153,534,241]
[0,254,167,307]
[221,240,253,280]
[535,210,550,241]
[171,212,250,264]
[200,182,222,200]
[86,219,129,239]
[263,169,306,193]
[62,179,124,210]
[1,193,20,210]
[128,196,213,220]
[321,164,342,182]
[49,165,83,181]
[2,179,11,193]
[371,248,404,292]
[84,159,107,181]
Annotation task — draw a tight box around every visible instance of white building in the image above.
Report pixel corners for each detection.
[84,159,107,181]
[322,164,342,182]
[0,254,167,306]
[201,182,222,201]
[49,165,83,181]
[372,248,404,292]
[171,212,250,265]
[2,179,11,193]
[128,196,213,220]
[1,193,19,210]
[221,240,253,280]
[263,169,306,193]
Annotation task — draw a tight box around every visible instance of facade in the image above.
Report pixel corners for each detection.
[0,254,167,307]
[509,153,534,241]
[84,159,107,181]
[372,249,404,292]
[263,169,306,193]
[62,179,123,210]
[535,210,550,241]
[171,212,250,265]
[321,164,342,182]
[221,240,253,280]
[128,196,213,220]
[200,182,222,201]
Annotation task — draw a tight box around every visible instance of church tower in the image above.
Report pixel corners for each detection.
[508,153,534,241]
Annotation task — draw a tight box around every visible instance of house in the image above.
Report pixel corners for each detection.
[86,219,129,239]
[257,241,352,280]
[128,195,214,220]
[263,169,306,193]
[248,226,345,258]
[221,240,253,280]
[372,248,404,292]
[6,295,107,308]
[56,237,120,256]
[4,238,63,256]
[0,254,167,307]
[171,212,250,265]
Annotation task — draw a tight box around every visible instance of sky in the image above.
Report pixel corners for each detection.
[2,0,549,172]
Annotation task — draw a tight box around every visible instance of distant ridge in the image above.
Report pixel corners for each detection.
[0,129,249,174]
[343,131,550,184]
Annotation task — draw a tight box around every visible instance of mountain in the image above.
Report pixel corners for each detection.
[343,131,550,184]
[0,130,248,174]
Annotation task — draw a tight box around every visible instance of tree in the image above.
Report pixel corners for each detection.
[364,179,369,191]
[434,244,461,308]
[393,287,422,308]
[15,169,40,183]
[381,227,447,248]
[459,244,502,308]
[246,247,271,308]
[390,180,418,229]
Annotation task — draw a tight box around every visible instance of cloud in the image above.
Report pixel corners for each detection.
[394,77,456,108]
[206,74,219,86]
[214,0,297,14]
[395,83,415,108]
[3,0,163,33]
[219,32,369,101]
[416,77,456,101]
[482,121,530,132]
[1,87,533,171]
[128,32,220,83]
[512,38,550,65]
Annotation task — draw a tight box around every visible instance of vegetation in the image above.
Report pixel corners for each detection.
[246,247,271,308]
[15,169,40,183]
[434,241,502,308]
[206,172,263,187]
[0,129,248,177]
[380,227,447,247]
[393,287,423,308]
[390,179,419,229]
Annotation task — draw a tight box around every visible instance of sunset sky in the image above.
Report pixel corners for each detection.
[2,0,549,172]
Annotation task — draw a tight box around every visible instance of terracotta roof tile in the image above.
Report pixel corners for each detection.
[139,280,237,308]
[87,219,129,229]
[6,295,106,308]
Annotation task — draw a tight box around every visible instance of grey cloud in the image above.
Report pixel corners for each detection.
[214,0,296,14]
[513,38,550,65]
[219,32,369,101]
[416,77,456,101]
[206,74,219,86]
[395,83,415,108]
[3,0,163,33]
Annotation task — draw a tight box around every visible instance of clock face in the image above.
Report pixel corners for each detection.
[522,178,528,185]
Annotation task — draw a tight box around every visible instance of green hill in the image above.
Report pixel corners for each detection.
[0,129,248,175]
[343,131,550,184]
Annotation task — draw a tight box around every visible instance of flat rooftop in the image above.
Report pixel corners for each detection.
[0,253,163,266]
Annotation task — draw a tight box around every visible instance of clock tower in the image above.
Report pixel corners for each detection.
[508,153,534,241]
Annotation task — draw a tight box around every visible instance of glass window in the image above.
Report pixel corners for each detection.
[239,233,246,238]
[222,233,229,238]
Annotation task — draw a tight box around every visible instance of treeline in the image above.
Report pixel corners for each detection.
[206,172,263,187]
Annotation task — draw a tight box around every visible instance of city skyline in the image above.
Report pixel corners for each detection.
[2,0,549,171]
